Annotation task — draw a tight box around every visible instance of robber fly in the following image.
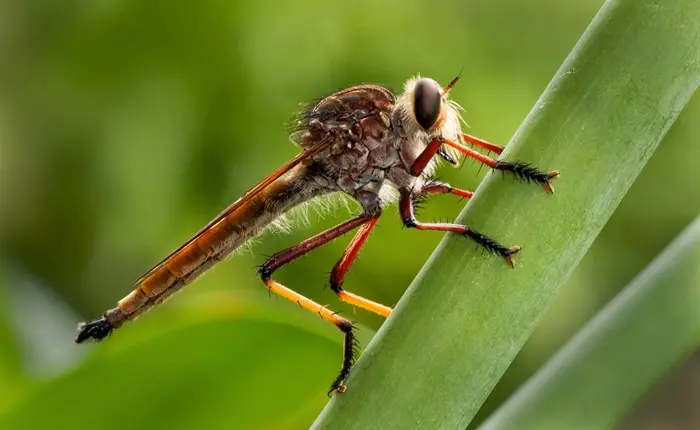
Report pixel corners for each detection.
[75,74,558,395]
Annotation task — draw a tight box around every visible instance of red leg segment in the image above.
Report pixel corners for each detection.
[399,191,520,267]
[329,217,391,318]
[409,135,558,194]
[260,215,372,275]
[258,212,379,396]
[410,137,442,176]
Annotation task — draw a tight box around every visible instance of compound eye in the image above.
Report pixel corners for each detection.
[413,78,442,130]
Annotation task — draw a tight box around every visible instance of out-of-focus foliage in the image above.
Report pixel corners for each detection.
[0,0,698,429]
[0,270,25,413]
[0,294,367,430]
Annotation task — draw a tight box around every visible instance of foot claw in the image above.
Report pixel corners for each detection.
[75,316,113,343]
[505,245,521,268]
[328,382,347,397]
[544,170,560,194]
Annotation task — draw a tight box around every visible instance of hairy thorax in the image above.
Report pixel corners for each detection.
[290,84,437,212]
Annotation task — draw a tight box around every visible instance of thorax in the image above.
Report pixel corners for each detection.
[290,84,435,208]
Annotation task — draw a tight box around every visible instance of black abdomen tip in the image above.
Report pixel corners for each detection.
[75,317,113,343]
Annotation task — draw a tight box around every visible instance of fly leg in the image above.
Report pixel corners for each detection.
[412,136,559,193]
[442,136,559,193]
[462,133,505,154]
[419,180,474,200]
[399,190,521,267]
[258,212,377,396]
[329,216,392,318]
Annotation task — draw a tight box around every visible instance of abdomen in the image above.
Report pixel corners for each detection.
[104,164,323,328]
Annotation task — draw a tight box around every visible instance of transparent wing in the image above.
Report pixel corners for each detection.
[133,138,333,285]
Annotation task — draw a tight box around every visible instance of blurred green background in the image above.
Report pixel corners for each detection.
[0,0,698,429]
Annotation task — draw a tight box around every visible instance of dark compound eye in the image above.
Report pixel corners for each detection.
[413,78,442,130]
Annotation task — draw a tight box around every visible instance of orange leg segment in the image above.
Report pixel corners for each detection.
[330,217,392,318]
[462,133,504,154]
[263,279,349,327]
[420,180,474,200]
[258,212,381,395]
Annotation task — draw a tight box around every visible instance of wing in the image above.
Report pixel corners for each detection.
[287,84,396,149]
[133,138,333,285]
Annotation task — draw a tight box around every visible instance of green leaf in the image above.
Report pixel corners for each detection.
[313,0,700,428]
[0,293,372,430]
[0,265,24,413]
[479,215,700,429]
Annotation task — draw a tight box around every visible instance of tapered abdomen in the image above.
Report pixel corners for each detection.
[102,166,320,330]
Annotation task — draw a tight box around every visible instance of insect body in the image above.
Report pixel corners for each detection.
[76,75,558,395]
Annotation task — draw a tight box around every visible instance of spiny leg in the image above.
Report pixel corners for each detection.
[260,278,356,396]
[258,212,376,395]
[441,137,559,193]
[399,190,520,267]
[329,216,392,318]
[460,134,504,177]
[462,133,504,155]
[411,136,558,193]
[420,180,474,200]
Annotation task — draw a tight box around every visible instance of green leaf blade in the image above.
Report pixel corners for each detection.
[313,0,700,428]
[480,216,700,429]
